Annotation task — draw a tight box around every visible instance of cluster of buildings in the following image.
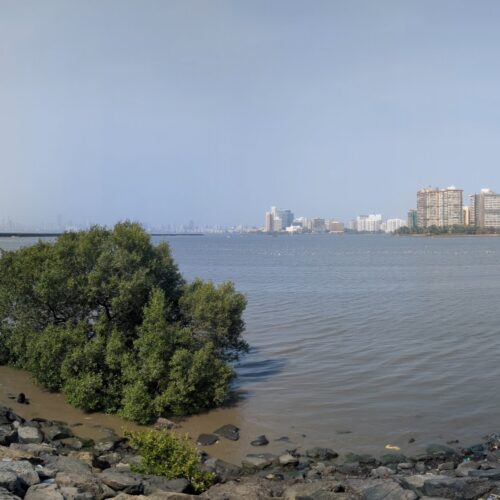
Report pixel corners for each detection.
[409,186,500,229]
[263,207,345,234]
[350,214,407,233]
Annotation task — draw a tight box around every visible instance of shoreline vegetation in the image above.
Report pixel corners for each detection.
[0,222,248,424]
[395,225,500,236]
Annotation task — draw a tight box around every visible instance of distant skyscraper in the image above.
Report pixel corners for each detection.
[264,211,274,232]
[416,186,463,228]
[385,218,407,233]
[356,214,382,232]
[281,210,294,229]
[407,209,417,229]
[263,206,294,232]
[311,218,326,233]
[469,188,500,228]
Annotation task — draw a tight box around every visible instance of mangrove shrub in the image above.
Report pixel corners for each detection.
[0,222,248,422]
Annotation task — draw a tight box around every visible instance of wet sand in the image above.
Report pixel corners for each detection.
[0,365,309,464]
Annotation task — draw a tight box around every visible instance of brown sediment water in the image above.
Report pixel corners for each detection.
[0,365,296,464]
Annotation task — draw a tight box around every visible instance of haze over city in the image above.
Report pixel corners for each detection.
[2,0,500,228]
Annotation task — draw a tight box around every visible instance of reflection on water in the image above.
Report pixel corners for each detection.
[2,234,500,463]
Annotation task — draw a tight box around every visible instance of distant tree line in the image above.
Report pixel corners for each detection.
[396,225,500,235]
[0,222,248,423]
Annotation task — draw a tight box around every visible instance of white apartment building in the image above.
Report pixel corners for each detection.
[385,218,407,233]
[356,214,382,232]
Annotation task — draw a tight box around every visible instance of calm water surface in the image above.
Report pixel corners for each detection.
[1,234,500,462]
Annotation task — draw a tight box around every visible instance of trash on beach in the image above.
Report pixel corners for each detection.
[384,444,401,451]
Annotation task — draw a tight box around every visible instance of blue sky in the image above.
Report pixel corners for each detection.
[1,1,500,227]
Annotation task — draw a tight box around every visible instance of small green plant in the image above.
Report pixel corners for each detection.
[124,429,215,493]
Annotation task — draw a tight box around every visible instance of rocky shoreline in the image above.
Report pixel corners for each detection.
[2,405,500,499]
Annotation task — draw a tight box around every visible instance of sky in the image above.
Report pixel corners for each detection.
[1,0,500,228]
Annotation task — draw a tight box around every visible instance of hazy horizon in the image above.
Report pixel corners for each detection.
[2,1,500,227]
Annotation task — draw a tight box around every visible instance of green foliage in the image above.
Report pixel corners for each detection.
[0,222,247,422]
[125,429,215,493]
[396,224,500,236]
[160,343,234,416]
[180,279,249,361]
[64,372,105,411]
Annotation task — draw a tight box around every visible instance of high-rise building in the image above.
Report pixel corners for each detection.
[264,211,274,232]
[356,214,382,232]
[263,206,294,232]
[311,218,326,233]
[407,209,417,229]
[281,210,294,229]
[385,218,407,233]
[463,206,470,226]
[469,189,500,228]
[327,220,344,233]
[416,186,463,228]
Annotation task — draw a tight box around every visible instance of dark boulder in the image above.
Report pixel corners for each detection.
[213,424,239,441]
[250,435,269,447]
[196,434,219,446]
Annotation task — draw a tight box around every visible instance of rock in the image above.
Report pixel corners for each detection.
[54,472,103,499]
[415,462,426,473]
[17,426,43,444]
[305,447,339,460]
[196,434,219,446]
[148,493,196,500]
[344,453,376,464]
[274,436,290,443]
[348,479,417,500]
[98,469,143,494]
[42,455,92,475]
[0,486,21,500]
[94,439,119,453]
[59,486,94,500]
[456,460,480,477]
[94,452,122,469]
[422,477,492,499]
[400,474,442,493]
[155,418,177,430]
[143,477,190,495]
[241,454,274,470]
[213,424,239,441]
[42,425,72,441]
[425,443,457,458]
[58,438,84,450]
[250,435,269,447]
[24,483,64,500]
[67,451,95,467]
[363,482,417,500]
[437,461,455,471]
[336,462,362,475]
[202,458,241,482]
[468,468,500,480]
[0,461,40,490]
[0,426,16,446]
[279,452,299,466]
[379,453,406,465]
[16,394,26,405]
[8,443,57,458]
[282,479,346,499]
[0,471,20,496]
[200,479,272,499]
[371,466,394,478]
[397,462,414,470]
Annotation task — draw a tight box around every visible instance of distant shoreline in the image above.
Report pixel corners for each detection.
[0,232,204,238]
